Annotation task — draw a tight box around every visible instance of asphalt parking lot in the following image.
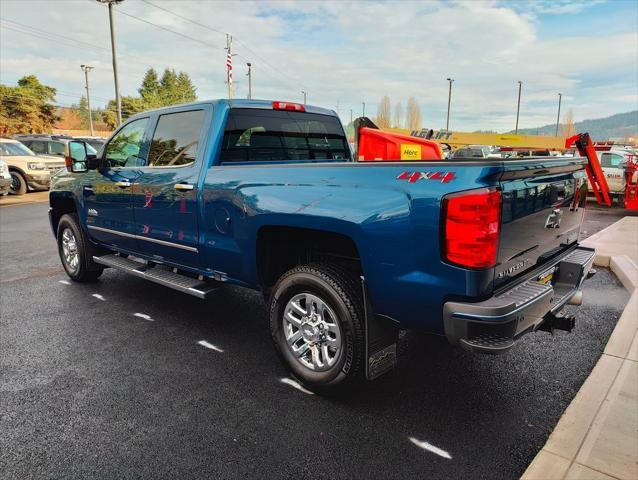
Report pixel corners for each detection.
[0,201,631,479]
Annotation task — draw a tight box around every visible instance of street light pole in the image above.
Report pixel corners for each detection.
[97,0,123,126]
[515,80,522,134]
[81,65,95,136]
[555,93,562,136]
[362,101,366,117]
[246,63,252,99]
[445,77,454,131]
[301,90,307,104]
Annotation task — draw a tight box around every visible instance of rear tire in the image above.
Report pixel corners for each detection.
[269,263,366,395]
[57,213,104,282]
[9,171,27,195]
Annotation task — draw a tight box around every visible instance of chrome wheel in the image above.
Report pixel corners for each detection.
[61,228,79,272]
[283,293,342,372]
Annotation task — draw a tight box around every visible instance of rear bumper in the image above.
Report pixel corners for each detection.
[443,246,595,354]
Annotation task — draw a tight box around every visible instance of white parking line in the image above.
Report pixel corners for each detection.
[133,313,154,322]
[92,294,105,301]
[280,378,314,395]
[197,340,224,352]
[408,437,452,459]
[58,280,70,285]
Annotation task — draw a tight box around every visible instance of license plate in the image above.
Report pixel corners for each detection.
[538,267,556,285]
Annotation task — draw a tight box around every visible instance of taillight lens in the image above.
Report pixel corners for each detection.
[442,189,501,268]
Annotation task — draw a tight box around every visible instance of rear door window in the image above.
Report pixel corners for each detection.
[220,108,350,163]
[147,110,205,167]
[48,141,65,156]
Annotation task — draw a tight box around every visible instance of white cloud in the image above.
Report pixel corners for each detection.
[0,0,635,131]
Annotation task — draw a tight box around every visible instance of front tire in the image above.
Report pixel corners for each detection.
[9,171,27,195]
[269,264,365,395]
[57,213,104,282]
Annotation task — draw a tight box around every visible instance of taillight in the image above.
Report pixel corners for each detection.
[65,156,73,171]
[272,101,305,112]
[442,189,501,269]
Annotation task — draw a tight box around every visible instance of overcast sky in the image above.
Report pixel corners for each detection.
[1,0,636,131]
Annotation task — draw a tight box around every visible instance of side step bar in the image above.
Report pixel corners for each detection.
[93,254,218,299]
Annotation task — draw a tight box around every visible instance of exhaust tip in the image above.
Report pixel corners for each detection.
[568,290,583,306]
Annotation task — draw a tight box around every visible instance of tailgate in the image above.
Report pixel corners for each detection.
[495,157,588,288]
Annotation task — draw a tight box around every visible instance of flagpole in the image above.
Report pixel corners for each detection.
[226,34,233,99]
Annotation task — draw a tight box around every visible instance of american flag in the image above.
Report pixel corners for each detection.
[226,51,233,85]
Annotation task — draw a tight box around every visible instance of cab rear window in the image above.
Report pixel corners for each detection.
[220,108,350,163]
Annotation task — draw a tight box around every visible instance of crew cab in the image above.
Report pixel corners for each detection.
[49,99,595,394]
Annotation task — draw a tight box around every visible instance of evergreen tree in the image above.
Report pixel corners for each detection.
[159,69,180,104]
[176,72,197,103]
[78,95,90,129]
[139,68,161,107]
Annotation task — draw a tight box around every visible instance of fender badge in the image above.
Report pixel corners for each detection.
[397,171,456,184]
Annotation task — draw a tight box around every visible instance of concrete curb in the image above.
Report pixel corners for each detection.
[522,222,638,480]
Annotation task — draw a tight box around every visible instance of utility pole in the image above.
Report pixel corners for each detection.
[445,77,454,131]
[515,80,522,134]
[246,63,252,99]
[301,90,307,104]
[555,92,562,136]
[226,34,233,99]
[97,0,123,126]
[81,65,95,136]
[350,109,353,125]
[362,101,366,117]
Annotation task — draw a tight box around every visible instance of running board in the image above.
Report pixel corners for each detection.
[93,254,218,299]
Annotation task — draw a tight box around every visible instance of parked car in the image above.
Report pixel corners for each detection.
[73,136,107,152]
[0,138,52,195]
[0,159,12,196]
[14,134,97,165]
[450,145,492,159]
[49,99,594,394]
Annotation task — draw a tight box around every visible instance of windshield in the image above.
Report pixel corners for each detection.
[0,142,35,156]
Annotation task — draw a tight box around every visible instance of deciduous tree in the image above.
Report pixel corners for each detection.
[393,102,403,129]
[0,75,59,135]
[376,95,391,128]
[562,109,576,137]
[406,97,422,131]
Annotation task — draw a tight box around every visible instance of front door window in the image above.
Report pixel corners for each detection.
[104,118,149,168]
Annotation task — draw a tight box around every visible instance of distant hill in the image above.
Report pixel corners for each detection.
[512,111,638,140]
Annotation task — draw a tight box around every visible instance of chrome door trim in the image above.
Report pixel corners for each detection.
[87,225,199,252]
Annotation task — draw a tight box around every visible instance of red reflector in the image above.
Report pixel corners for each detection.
[272,101,305,112]
[442,189,501,269]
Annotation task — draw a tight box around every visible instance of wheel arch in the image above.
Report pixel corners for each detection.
[50,192,79,235]
[256,225,362,294]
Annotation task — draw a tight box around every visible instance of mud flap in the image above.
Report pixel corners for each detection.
[361,276,399,380]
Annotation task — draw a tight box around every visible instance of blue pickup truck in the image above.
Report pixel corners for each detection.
[49,99,595,394]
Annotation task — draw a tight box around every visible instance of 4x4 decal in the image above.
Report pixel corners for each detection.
[397,171,456,184]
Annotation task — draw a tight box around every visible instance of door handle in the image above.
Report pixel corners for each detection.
[114,181,132,188]
[174,183,194,191]
[83,185,94,192]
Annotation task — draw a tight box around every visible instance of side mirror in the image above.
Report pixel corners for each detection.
[66,141,94,173]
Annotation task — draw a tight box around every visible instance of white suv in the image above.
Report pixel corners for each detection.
[0,138,56,195]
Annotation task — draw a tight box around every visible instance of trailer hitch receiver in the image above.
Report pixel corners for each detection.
[539,312,576,334]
